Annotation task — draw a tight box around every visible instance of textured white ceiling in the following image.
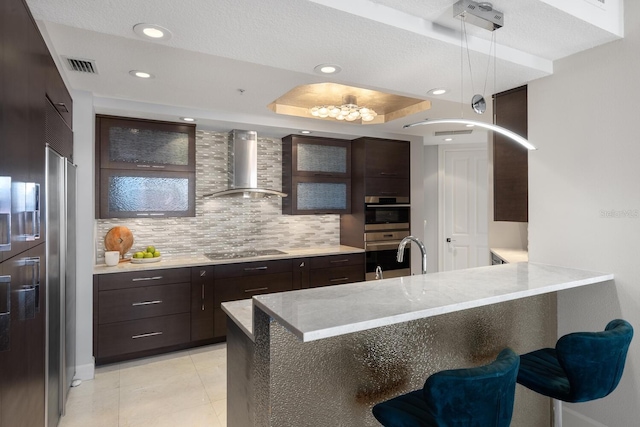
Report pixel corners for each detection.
[26,0,622,139]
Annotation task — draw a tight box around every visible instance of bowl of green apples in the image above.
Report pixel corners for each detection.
[130,246,162,263]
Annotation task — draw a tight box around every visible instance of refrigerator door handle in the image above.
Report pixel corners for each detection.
[0,275,10,352]
[0,176,11,251]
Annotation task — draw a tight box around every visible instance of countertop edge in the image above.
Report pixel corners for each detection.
[221,300,254,342]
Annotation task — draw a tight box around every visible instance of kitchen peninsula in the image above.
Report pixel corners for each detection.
[222,262,613,427]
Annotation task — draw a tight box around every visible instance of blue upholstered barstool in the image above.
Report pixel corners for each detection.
[517,319,633,403]
[372,348,520,427]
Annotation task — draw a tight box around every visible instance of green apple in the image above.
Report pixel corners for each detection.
[153,251,161,258]
[146,245,156,253]
[134,251,145,259]
[143,252,154,258]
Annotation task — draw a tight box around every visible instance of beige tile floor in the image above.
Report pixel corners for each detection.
[59,343,227,427]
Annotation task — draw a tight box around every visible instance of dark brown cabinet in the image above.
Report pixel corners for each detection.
[93,268,193,364]
[213,259,293,338]
[95,115,196,219]
[351,137,410,199]
[282,135,352,214]
[307,253,365,288]
[341,138,411,249]
[0,0,64,424]
[493,86,528,222]
[191,266,214,342]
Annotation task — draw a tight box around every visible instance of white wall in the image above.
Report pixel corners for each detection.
[71,90,95,380]
[528,1,639,425]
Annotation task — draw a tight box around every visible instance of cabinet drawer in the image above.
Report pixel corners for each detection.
[214,259,292,279]
[97,268,191,291]
[309,265,364,288]
[215,272,292,304]
[366,177,410,198]
[98,283,190,324]
[97,313,190,359]
[308,253,364,269]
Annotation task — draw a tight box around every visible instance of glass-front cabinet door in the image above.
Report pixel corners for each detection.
[95,116,196,218]
[98,116,195,172]
[282,135,352,214]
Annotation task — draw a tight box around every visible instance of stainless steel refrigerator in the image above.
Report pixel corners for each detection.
[45,146,77,427]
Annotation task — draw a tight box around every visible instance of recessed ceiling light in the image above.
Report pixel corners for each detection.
[444,138,453,142]
[300,130,312,134]
[428,88,448,96]
[133,23,173,41]
[129,70,154,79]
[465,124,475,127]
[314,64,342,75]
[180,117,196,122]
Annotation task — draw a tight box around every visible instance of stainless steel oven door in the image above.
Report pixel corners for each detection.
[364,243,410,280]
[364,199,410,232]
[365,229,411,280]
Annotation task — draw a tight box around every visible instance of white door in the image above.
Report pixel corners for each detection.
[439,145,489,271]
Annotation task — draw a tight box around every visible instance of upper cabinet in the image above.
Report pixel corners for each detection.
[352,137,410,199]
[45,55,73,129]
[95,115,196,219]
[493,86,528,222]
[282,135,351,215]
[98,116,195,172]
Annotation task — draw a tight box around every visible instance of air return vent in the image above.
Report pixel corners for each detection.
[64,57,98,74]
[434,130,473,136]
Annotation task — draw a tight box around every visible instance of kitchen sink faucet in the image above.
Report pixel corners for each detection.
[397,236,427,275]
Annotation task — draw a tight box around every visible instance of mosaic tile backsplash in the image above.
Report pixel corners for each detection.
[96,130,340,261]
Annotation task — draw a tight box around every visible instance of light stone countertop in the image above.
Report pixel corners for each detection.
[491,247,529,264]
[248,262,613,342]
[93,245,364,275]
[221,299,254,341]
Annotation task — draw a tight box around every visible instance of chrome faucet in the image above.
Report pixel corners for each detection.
[397,236,427,275]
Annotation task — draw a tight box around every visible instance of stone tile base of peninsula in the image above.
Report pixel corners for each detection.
[230,295,555,426]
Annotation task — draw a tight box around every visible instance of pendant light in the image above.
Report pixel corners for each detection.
[406,1,536,151]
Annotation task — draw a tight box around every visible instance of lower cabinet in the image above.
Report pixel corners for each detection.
[213,259,293,338]
[94,253,365,362]
[191,266,214,342]
[93,267,194,364]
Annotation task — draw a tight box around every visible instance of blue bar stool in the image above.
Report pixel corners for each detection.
[372,348,520,427]
[517,319,633,403]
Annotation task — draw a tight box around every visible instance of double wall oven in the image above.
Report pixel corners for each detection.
[364,196,410,280]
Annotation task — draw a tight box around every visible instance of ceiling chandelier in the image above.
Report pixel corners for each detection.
[310,95,378,122]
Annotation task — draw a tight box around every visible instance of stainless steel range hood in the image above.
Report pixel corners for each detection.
[203,130,287,199]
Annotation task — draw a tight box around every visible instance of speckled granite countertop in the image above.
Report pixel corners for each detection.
[93,245,364,275]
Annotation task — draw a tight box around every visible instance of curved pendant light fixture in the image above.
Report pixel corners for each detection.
[404,118,536,150]
[405,2,536,151]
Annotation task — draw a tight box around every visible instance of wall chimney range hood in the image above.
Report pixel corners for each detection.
[203,130,287,199]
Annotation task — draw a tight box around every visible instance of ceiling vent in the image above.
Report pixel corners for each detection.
[64,57,98,74]
[435,130,473,136]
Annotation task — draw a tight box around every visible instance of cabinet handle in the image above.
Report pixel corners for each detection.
[330,259,350,263]
[136,164,151,168]
[383,234,394,237]
[0,276,10,352]
[55,102,69,113]
[244,266,268,271]
[132,331,163,339]
[131,276,163,282]
[149,213,165,216]
[151,165,166,169]
[244,287,269,293]
[131,300,163,306]
[201,284,205,311]
[379,172,398,176]
[329,277,350,282]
